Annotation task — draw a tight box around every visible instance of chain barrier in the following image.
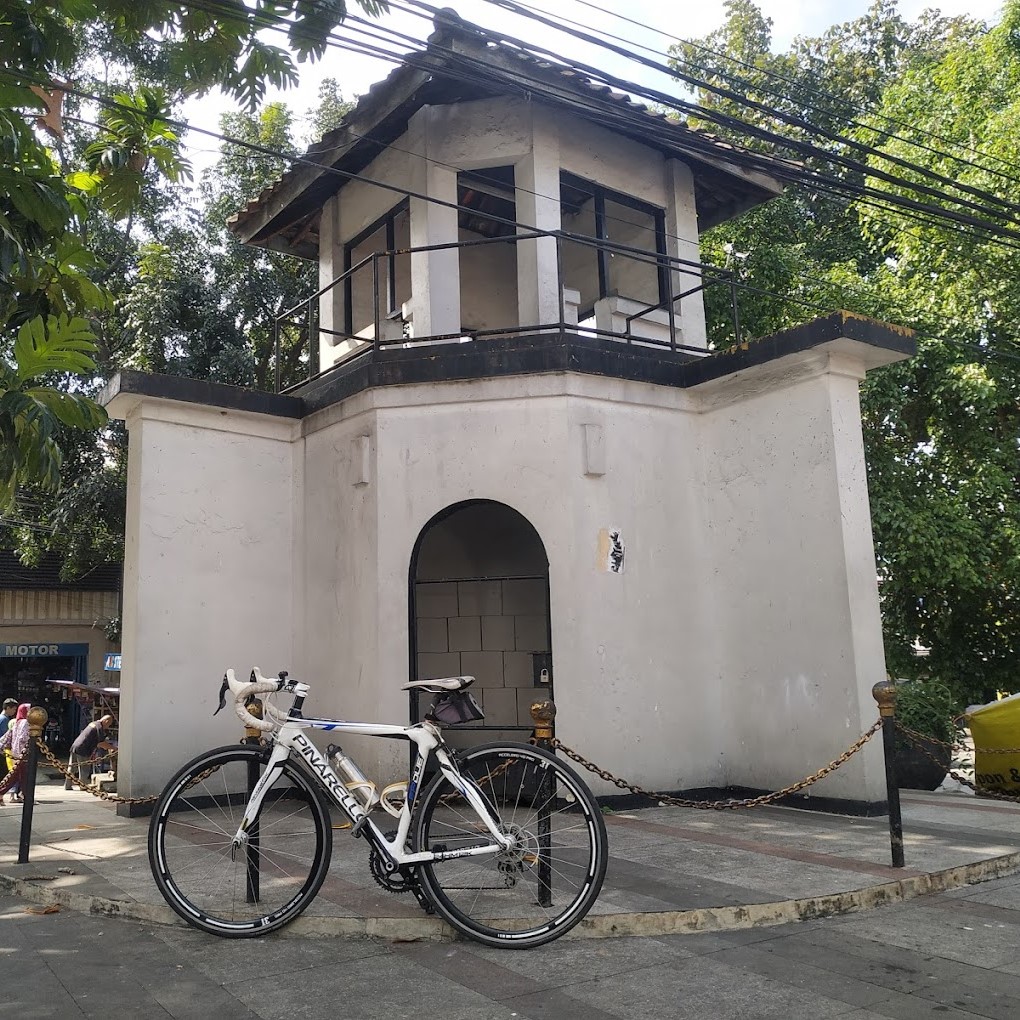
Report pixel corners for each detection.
[34,738,163,807]
[550,719,883,810]
[896,724,1020,805]
[897,724,1020,757]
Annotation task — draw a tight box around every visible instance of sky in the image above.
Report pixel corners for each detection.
[180,0,1008,172]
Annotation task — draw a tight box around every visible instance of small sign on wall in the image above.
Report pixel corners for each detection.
[104,653,122,671]
[597,528,625,573]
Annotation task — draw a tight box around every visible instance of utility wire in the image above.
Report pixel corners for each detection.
[9,17,1020,364]
[553,0,1020,185]
[398,0,1020,225]
[125,0,1020,256]
[350,4,1020,249]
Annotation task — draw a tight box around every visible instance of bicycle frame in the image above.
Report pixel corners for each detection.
[231,715,513,865]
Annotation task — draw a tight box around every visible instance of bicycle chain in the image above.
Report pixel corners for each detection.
[550,719,883,810]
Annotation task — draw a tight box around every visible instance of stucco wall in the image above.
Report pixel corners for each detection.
[289,351,884,799]
[113,400,300,795]
[701,352,887,799]
[108,334,896,803]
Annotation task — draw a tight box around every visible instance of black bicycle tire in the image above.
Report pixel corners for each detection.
[148,743,333,937]
[412,741,608,949]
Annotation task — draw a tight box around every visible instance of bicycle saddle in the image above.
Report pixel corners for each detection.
[402,675,476,693]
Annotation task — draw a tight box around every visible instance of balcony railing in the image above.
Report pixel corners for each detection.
[273,229,743,393]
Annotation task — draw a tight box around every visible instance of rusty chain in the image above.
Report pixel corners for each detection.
[34,738,221,807]
[896,725,1020,805]
[550,719,883,810]
[35,738,162,805]
[439,757,513,804]
[895,724,1020,757]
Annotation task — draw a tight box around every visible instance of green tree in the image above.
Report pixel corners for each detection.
[0,0,384,509]
[8,85,354,574]
[673,1,1019,703]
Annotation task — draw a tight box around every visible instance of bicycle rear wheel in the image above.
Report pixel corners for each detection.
[413,742,608,948]
[148,744,332,937]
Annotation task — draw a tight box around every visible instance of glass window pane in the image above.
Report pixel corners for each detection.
[603,199,661,307]
[347,223,387,338]
[561,191,599,316]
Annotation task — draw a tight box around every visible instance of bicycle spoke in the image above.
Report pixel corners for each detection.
[150,748,330,935]
[416,744,607,947]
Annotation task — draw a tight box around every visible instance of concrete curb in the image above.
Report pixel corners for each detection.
[4,851,1020,941]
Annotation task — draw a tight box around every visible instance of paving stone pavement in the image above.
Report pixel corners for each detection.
[4,768,1020,940]
[5,873,1020,1019]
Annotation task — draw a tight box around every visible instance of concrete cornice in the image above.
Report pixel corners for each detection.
[102,371,303,441]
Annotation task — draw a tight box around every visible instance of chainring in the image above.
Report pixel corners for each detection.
[369,831,417,894]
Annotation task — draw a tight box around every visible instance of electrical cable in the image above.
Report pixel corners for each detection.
[127,0,1020,255]
[393,0,1020,225]
[342,4,1020,251]
[544,0,1020,186]
[9,17,1020,366]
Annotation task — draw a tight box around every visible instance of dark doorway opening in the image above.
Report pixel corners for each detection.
[408,500,552,752]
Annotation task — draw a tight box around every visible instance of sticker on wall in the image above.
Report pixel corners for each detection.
[597,528,625,573]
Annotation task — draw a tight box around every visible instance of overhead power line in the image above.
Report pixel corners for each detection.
[553,0,1020,186]
[402,0,1020,224]
[117,0,1020,257]
[8,8,1020,370]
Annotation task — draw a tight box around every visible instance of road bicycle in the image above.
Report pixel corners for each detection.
[147,668,608,949]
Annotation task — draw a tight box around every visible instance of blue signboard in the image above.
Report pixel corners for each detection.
[104,653,122,671]
[1,642,89,658]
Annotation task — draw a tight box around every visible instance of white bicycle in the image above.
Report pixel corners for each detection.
[147,669,607,949]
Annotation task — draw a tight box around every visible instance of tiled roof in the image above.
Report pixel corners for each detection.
[229,9,790,246]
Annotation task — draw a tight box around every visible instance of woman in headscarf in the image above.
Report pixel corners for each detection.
[0,704,31,804]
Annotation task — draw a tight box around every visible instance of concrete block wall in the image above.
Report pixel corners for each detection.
[415,577,548,732]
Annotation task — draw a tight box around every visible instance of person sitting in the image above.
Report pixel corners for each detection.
[65,714,115,791]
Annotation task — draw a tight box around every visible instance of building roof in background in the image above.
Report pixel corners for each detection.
[0,551,121,592]
[229,9,789,259]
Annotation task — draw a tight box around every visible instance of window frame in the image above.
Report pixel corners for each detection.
[559,171,669,318]
[342,199,410,334]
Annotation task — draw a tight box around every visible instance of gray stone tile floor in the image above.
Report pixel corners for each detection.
[5,877,1020,1018]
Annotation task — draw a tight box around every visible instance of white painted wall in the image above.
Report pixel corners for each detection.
[699,348,889,799]
[314,96,710,370]
[283,338,893,799]
[110,397,300,796]
[108,332,898,805]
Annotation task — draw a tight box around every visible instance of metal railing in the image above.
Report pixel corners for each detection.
[273,229,744,393]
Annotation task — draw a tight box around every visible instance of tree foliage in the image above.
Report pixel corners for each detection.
[674,0,1020,704]
[0,0,381,511]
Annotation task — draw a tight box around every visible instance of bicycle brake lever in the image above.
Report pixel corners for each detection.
[213,673,229,716]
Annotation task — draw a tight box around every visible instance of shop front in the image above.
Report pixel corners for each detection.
[1,642,92,754]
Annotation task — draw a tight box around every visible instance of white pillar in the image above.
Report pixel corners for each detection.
[515,110,562,328]
[407,108,461,338]
[666,159,707,349]
[318,194,343,370]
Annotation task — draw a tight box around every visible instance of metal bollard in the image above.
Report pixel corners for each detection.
[243,697,264,904]
[873,680,905,868]
[18,706,49,865]
[530,699,556,908]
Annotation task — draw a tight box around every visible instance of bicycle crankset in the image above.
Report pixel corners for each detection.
[369,832,416,894]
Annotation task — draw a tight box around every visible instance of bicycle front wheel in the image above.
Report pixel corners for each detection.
[413,742,608,948]
[148,744,332,937]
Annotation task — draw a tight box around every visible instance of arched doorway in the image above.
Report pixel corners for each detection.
[408,501,552,747]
